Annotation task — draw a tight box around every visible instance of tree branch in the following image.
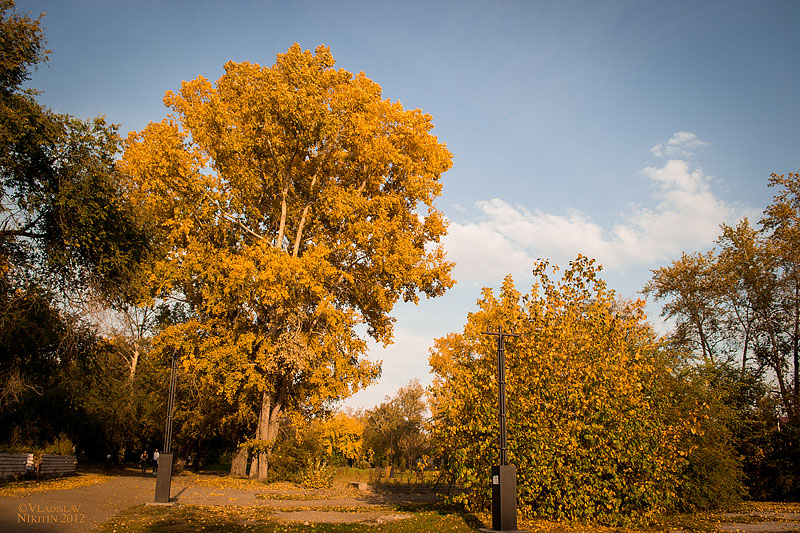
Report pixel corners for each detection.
[292,172,318,257]
[276,181,289,251]
[0,229,47,239]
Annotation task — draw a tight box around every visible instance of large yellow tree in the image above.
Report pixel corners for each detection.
[120,44,454,480]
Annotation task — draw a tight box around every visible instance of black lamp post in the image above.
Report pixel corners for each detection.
[480,325,526,533]
[154,352,178,504]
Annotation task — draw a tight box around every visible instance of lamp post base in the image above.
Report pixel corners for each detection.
[485,464,528,532]
[153,453,174,503]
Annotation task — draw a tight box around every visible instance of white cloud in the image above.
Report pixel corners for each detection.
[650,131,711,159]
[442,133,753,284]
[341,327,435,410]
[442,218,534,284]
[345,133,755,411]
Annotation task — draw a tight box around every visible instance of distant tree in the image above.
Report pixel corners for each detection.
[646,172,800,422]
[320,411,364,466]
[760,172,800,419]
[714,219,770,374]
[646,172,800,500]
[120,43,454,481]
[363,380,429,469]
[643,251,725,363]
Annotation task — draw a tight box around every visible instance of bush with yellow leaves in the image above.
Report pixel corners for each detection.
[429,256,700,525]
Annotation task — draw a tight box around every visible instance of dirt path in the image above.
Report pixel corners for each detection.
[0,473,438,531]
[0,475,156,532]
[717,511,800,532]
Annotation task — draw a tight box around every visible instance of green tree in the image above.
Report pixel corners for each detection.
[1,1,150,299]
[646,172,800,422]
[363,379,429,469]
[120,44,454,480]
[0,0,155,456]
[0,281,65,416]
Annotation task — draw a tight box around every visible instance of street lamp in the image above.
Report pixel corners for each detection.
[480,325,527,533]
[154,352,178,504]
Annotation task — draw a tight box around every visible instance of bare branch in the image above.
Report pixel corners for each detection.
[292,171,318,257]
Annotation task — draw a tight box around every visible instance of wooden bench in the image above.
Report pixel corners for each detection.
[0,453,30,478]
[39,455,77,477]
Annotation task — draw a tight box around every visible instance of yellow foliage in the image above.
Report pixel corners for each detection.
[320,412,365,462]
[429,256,691,524]
[119,44,454,459]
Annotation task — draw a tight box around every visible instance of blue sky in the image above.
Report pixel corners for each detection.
[17,0,800,409]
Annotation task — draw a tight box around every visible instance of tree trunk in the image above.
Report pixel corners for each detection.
[230,446,249,477]
[794,281,798,419]
[697,321,711,363]
[129,346,139,382]
[741,327,750,378]
[248,388,285,482]
[292,173,317,257]
[767,326,795,420]
[248,394,268,481]
[276,184,289,250]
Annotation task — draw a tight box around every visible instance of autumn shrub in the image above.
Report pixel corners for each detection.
[665,363,752,511]
[43,433,75,456]
[301,458,334,488]
[266,422,322,483]
[429,257,695,525]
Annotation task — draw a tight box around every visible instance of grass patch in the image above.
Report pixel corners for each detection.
[202,462,233,473]
[97,504,479,532]
[332,467,371,484]
[255,487,369,501]
[179,472,275,490]
[332,467,440,487]
[99,503,761,532]
[179,472,369,501]
[256,493,317,501]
